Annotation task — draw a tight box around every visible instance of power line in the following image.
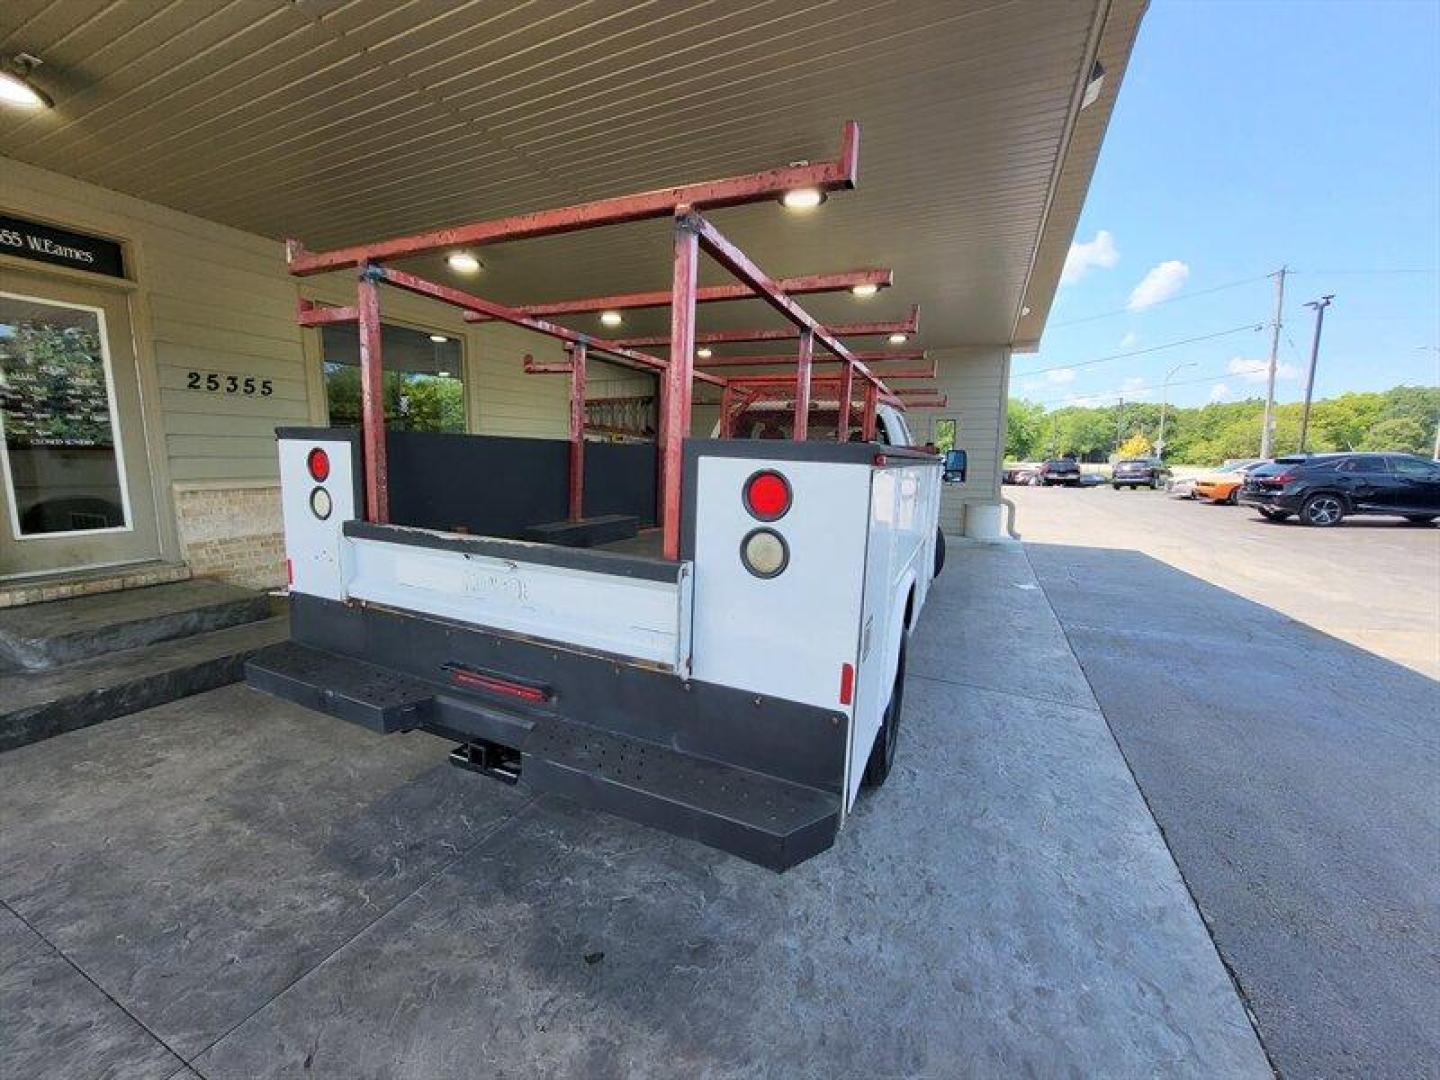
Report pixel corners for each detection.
[1049,274,1271,328]
[1294,268,1438,276]
[1012,323,1264,378]
[1030,366,1253,407]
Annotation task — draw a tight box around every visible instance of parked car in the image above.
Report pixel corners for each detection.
[1192,458,1267,504]
[1111,458,1172,490]
[1002,462,1043,486]
[1038,459,1082,487]
[1239,452,1440,527]
[1168,475,1200,498]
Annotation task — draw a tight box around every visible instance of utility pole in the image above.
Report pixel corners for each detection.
[1297,294,1334,453]
[1260,265,1287,458]
[1158,360,1197,457]
[1115,397,1125,454]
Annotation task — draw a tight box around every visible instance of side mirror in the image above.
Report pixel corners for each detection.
[943,448,967,483]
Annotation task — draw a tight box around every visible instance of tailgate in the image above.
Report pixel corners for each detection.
[342,521,692,673]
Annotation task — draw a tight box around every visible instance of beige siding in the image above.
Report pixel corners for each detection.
[916,346,1010,534]
[2,156,305,497]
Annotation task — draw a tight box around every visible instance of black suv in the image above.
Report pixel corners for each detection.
[1111,458,1172,490]
[1239,453,1440,527]
[1038,459,1082,486]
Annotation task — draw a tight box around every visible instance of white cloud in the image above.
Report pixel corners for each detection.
[1226,356,1300,383]
[1119,376,1153,400]
[1064,393,1112,409]
[1119,331,1140,349]
[1209,382,1231,403]
[1127,260,1190,311]
[1019,367,1076,394]
[1061,230,1119,286]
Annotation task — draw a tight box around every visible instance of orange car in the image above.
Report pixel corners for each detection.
[1192,459,1266,503]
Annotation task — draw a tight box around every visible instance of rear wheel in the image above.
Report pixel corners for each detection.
[1301,493,1345,527]
[1112,483,1121,491]
[1151,476,1163,490]
[1226,487,1241,505]
[863,638,907,788]
[933,527,947,577]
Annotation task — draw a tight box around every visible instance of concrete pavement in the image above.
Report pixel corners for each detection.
[0,544,1268,1079]
[1015,485,1440,1078]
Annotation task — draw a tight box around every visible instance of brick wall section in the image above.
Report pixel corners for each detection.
[174,484,285,591]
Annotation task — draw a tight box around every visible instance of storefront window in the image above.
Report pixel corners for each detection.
[0,293,129,536]
[934,417,958,453]
[320,321,464,432]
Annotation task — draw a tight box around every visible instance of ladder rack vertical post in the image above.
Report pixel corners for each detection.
[356,266,389,523]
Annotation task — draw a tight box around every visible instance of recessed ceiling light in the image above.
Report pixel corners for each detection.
[446,252,481,274]
[599,310,623,327]
[851,283,879,298]
[888,333,908,345]
[429,334,448,343]
[781,187,825,210]
[696,347,713,359]
[0,55,53,109]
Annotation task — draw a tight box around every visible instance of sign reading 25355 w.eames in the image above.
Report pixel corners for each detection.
[0,214,126,279]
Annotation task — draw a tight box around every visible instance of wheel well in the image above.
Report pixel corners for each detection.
[1305,488,1350,509]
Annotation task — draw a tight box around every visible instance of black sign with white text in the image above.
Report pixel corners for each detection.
[0,214,126,278]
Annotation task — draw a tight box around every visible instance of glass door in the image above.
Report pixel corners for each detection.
[0,273,161,578]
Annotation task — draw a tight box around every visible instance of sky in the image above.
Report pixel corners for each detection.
[1014,0,1440,411]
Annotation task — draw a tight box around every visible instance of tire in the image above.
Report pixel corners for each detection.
[863,637,907,788]
[1257,508,1291,522]
[933,527,947,577]
[1404,515,1437,525]
[1226,487,1240,505]
[1029,475,1043,487]
[1301,493,1345,527]
[1112,484,1121,491]
[1151,477,1163,490]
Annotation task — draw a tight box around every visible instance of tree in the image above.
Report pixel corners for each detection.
[1116,431,1152,459]
[1005,398,1046,460]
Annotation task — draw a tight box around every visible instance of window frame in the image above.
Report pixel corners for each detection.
[314,313,469,433]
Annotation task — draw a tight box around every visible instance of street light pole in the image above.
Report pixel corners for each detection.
[1297,294,1334,454]
[1158,360,1198,456]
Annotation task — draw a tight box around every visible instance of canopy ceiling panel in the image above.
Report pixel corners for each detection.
[0,0,1145,351]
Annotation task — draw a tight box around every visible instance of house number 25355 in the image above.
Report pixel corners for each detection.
[186,371,273,396]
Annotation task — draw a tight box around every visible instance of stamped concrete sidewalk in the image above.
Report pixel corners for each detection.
[0,543,1269,1079]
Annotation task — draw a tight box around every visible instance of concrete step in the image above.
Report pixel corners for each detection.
[0,579,271,673]
[0,614,289,753]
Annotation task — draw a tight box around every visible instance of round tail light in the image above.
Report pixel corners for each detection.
[307,447,331,482]
[740,528,789,578]
[743,470,791,521]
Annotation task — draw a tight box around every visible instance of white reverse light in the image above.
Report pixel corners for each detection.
[447,252,481,274]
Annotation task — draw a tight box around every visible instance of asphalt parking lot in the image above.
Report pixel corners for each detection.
[0,545,1270,1080]
[1009,482,1440,678]
[1011,483,1440,1078]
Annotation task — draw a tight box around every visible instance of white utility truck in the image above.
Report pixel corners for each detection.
[245,120,954,869]
[248,403,944,870]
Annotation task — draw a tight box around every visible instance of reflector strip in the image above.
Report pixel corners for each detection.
[839,662,855,705]
[445,664,551,704]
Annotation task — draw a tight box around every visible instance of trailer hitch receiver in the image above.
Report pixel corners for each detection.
[449,740,523,785]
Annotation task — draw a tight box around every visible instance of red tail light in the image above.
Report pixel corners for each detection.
[1267,470,1296,485]
[307,446,331,482]
[839,662,855,705]
[743,470,791,521]
[444,664,550,704]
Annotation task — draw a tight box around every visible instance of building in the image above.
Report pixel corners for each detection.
[0,0,1145,600]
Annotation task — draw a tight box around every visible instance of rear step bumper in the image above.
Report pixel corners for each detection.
[245,641,840,871]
